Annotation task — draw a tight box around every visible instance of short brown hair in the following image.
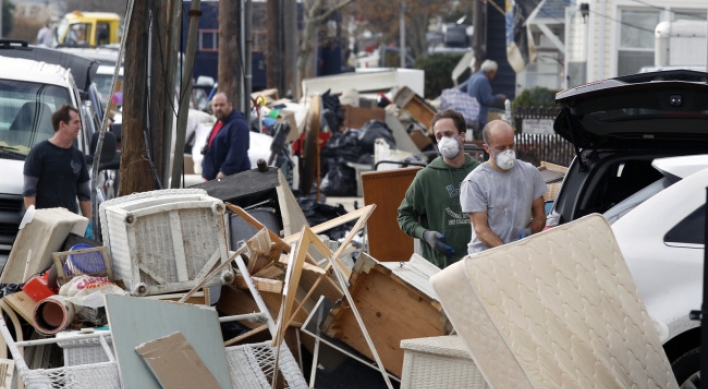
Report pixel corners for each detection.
[431,109,466,136]
[51,105,79,132]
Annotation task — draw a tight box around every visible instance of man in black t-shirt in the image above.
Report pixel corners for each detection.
[23,105,91,217]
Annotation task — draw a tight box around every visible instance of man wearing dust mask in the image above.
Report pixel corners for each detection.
[398,110,481,268]
[460,120,547,253]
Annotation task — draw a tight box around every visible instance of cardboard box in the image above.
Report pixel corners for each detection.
[341,106,386,131]
[278,109,300,143]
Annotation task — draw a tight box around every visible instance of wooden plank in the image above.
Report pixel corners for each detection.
[3,292,37,326]
[322,254,449,378]
[223,324,269,347]
[233,276,283,293]
[136,332,221,389]
[0,358,14,388]
[105,295,232,389]
[362,168,421,262]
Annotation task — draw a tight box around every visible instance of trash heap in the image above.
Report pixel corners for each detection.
[0,167,452,389]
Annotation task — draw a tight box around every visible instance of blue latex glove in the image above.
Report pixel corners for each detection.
[85,221,94,239]
[519,228,532,239]
[423,230,456,257]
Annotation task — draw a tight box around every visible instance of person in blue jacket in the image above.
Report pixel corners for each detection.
[201,92,251,180]
[459,59,506,138]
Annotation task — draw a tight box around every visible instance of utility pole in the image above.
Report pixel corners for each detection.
[266,0,284,94]
[399,0,405,68]
[146,0,169,185]
[472,0,487,71]
[219,0,243,111]
[171,0,201,188]
[120,0,156,195]
[160,0,182,186]
[283,0,298,98]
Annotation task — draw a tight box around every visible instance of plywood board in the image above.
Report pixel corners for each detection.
[322,253,450,378]
[136,331,221,389]
[3,291,37,326]
[105,294,232,389]
[362,168,421,262]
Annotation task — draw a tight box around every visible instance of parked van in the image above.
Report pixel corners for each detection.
[655,20,707,70]
[0,57,118,264]
[55,11,121,47]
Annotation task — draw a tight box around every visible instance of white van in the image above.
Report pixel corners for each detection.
[0,57,115,263]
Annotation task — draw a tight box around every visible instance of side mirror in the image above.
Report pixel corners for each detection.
[90,131,117,162]
[110,122,122,144]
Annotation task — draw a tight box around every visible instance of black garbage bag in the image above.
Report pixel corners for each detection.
[321,158,357,197]
[357,119,395,154]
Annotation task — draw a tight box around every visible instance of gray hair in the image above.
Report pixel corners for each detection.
[480,60,498,73]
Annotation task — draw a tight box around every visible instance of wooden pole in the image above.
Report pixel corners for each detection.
[120,0,156,195]
[171,0,201,188]
[283,0,298,98]
[147,0,168,184]
[219,0,243,109]
[266,0,282,93]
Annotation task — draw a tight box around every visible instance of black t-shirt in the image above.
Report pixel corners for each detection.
[23,140,90,213]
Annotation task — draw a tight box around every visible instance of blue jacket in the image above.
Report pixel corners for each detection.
[459,71,503,127]
[201,109,251,180]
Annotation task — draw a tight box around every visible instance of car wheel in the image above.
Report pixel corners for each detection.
[672,346,700,388]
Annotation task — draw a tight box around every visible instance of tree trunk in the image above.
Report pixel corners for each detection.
[266,0,283,93]
[283,0,298,97]
[120,0,156,195]
[219,0,243,109]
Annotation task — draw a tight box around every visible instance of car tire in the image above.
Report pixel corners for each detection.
[672,346,700,388]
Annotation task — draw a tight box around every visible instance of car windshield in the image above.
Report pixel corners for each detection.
[93,73,123,109]
[0,79,72,156]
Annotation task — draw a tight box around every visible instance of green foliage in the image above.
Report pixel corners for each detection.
[2,1,15,37]
[513,86,559,107]
[414,53,468,99]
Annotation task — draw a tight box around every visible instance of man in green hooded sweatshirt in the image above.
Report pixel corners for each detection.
[397,109,481,268]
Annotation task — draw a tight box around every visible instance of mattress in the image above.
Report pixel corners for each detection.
[430,214,678,389]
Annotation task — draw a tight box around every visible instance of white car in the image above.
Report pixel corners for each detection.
[605,155,708,386]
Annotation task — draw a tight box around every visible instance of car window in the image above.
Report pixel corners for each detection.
[0,80,72,155]
[603,177,672,224]
[665,204,705,246]
[93,73,123,109]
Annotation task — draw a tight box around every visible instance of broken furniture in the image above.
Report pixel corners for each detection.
[0,207,88,285]
[431,214,679,388]
[393,86,437,133]
[362,167,421,262]
[400,335,488,389]
[192,167,309,238]
[322,253,450,378]
[99,189,232,296]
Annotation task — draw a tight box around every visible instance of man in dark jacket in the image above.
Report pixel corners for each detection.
[201,92,251,180]
[397,109,481,268]
[459,59,506,138]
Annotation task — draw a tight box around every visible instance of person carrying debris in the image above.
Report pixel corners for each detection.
[201,92,251,180]
[459,59,506,138]
[460,120,547,253]
[23,105,91,218]
[397,109,481,269]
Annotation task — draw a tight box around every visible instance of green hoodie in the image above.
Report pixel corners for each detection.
[397,154,481,268]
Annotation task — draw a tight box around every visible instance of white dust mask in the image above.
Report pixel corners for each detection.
[494,149,516,170]
[438,135,460,159]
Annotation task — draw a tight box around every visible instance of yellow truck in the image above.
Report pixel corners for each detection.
[55,11,121,47]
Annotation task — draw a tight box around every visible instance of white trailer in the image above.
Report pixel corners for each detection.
[654,20,707,71]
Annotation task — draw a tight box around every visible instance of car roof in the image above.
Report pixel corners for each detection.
[96,64,123,76]
[652,154,708,181]
[0,40,98,92]
[554,70,708,150]
[64,11,121,21]
[0,56,75,88]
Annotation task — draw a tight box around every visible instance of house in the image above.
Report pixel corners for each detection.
[564,0,708,87]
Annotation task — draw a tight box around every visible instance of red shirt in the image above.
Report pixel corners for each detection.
[208,121,223,147]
